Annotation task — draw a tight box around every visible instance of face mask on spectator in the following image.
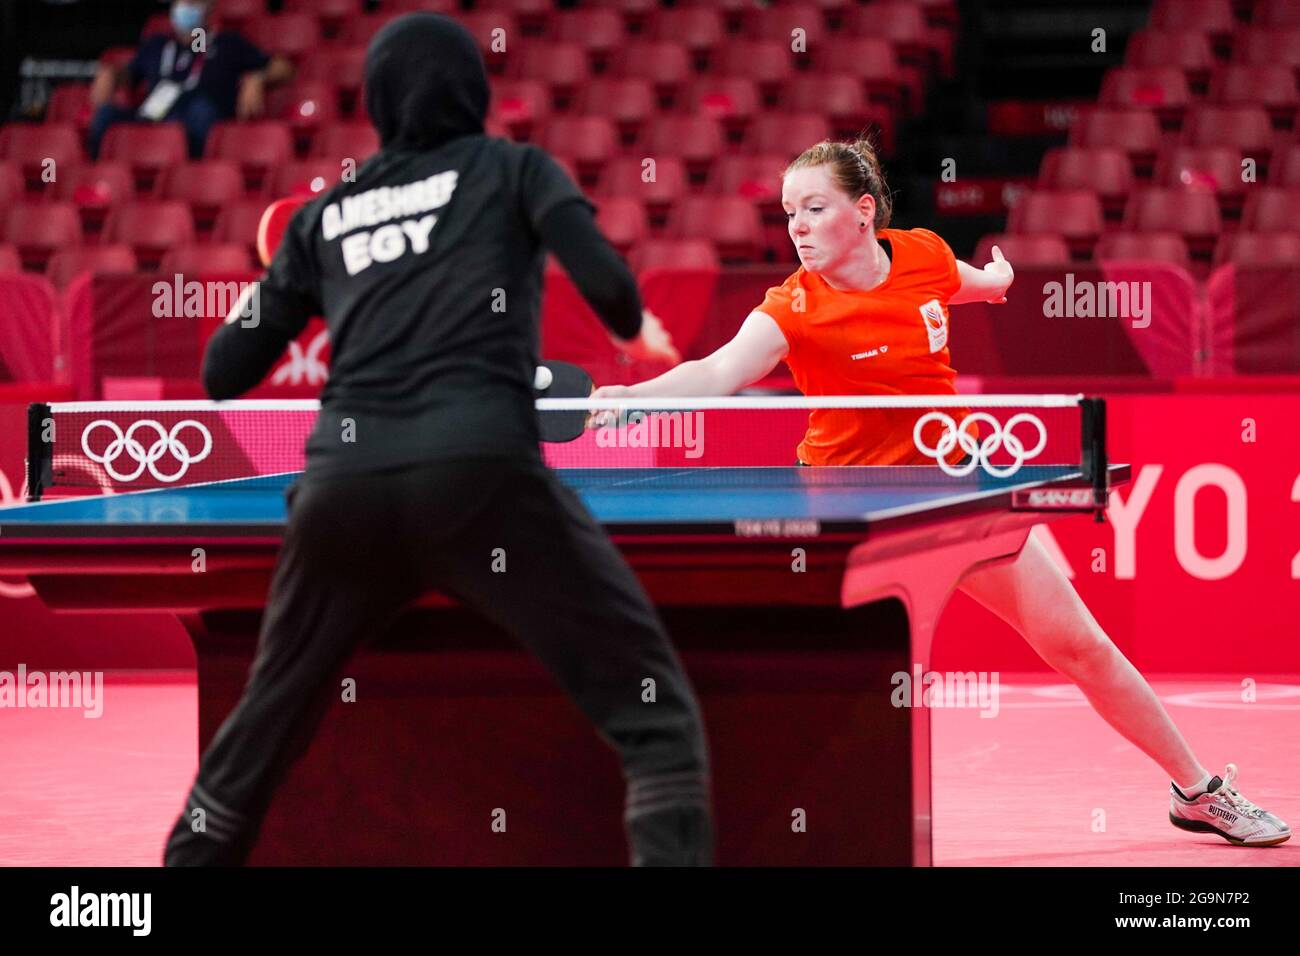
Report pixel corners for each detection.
[171,1,206,35]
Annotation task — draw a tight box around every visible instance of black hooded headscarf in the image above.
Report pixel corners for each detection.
[364,13,490,152]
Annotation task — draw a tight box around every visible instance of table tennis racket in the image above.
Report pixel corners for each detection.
[536,360,593,443]
[256,196,309,267]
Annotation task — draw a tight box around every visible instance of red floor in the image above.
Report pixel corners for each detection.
[2,673,1297,866]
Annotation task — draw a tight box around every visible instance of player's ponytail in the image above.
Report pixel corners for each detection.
[785,134,893,230]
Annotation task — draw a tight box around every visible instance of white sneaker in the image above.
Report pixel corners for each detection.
[1169,764,1291,847]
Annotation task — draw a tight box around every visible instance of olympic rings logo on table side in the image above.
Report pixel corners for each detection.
[81,420,213,483]
[913,411,1048,478]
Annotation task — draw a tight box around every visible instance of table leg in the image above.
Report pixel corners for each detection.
[842,526,1035,866]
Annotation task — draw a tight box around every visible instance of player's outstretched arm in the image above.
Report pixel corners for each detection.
[949,244,1015,305]
[202,284,314,400]
[594,310,788,399]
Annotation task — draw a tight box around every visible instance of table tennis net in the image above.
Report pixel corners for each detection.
[25,396,1101,500]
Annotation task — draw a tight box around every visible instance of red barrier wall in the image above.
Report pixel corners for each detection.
[934,391,1300,672]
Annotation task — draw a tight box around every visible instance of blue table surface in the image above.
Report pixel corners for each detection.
[0,466,1089,532]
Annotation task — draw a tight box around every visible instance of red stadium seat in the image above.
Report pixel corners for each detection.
[1209,65,1299,125]
[389,0,458,11]
[1155,146,1248,212]
[205,121,294,188]
[0,123,84,182]
[476,0,553,35]
[212,0,262,33]
[493,79,553,141]
[1069,108,1163,174]
[668,196,764,263]
[50,160,136,234]
[1242,187,1300,232]
[140,12,173,40]
[712,41,796,102]
[593,197,648,254]
[511,42,589,106]
[540,117,618,178]
[0,162,24,205]
[155,160,248,230]
[1232,28,1300,71]
[45,83,92,129]
[842,1,951,77]
[818,38,906,108]
[1213,231,1300,266]
[1099,67,1191,125]
[1094,232,1192,269]
[0,202,82,270]
[268,159,347,198]
[1180,105,1274,159]
[679,0,752,33]
[681,78,762,138]
[312,122,380,162]
[247,13,322,63]
[596,156,688,221]
[0,243,19,274]
[159,243,255,275]
[335,13,395,48]
[211,199,270,258]
[573,79,655,145]
[1038,147,1134,216]
[268,81,338,148]
[648,7,725,57]
[583,0,658,31]
[100,123,187,189]
[744,4,829,48]
[972,234,1072,267]
[445,12,518,74]
[1008,190,1105,253]
[710,154,788,202]
[45,244,137,289]
[610,42,692,103]
[782,75,889,149]
[628,239,720,273]
[1256,0,1300,28]
[1273,145,1300,186]
[745,114,832,159]
[1149,0,1235,39]
[553,9,627,68]
[282,0,362,35]
[641,116,725,177]
[102,201,196,269]
[1124,30,1216,91]
[297,47,367,108]
[1123,188,1222,255]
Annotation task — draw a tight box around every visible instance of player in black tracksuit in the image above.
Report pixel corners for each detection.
[163,13,713,866]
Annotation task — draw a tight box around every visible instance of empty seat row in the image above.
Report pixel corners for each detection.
[0,121,381,185]
[0,193,784,268]
[1008,188,1300,257]
[147,4,950,64]
[0,236,727,288]
[974,231,1300,269]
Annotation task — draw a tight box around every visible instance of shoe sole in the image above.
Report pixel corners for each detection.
[1170,813,1292,847]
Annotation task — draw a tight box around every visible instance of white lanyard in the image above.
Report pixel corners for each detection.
[160,40,205,91]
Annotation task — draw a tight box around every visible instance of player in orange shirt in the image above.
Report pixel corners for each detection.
[594,138,1289,847]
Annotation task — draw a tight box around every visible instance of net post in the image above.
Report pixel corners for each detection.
[26,402,52,502]
[1080,397,1107,523]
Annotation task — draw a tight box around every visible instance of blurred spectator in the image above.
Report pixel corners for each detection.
[88,1,292,159]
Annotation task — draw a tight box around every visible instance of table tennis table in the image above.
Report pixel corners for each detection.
[0,461,1128,866]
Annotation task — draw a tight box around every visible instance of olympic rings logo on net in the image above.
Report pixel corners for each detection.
[913,411,1048,478]
[81,420,213,483]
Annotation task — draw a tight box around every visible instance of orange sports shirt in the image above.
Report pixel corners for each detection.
[756,227,966,466]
